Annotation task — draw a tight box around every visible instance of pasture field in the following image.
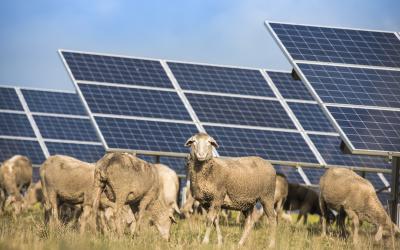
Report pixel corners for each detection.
[0,208,398,250]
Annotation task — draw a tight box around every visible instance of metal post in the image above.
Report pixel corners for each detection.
[360,171,366,178]
[155,156,161,164]
[390,157,400,223]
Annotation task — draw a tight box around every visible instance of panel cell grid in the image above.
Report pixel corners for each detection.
[0,139,45,165]
[274,165,305,184]
[187,93,295,129]
[0,113,35,137]
[298,63,400,108]
[266,71,314,100]
[79,83,191,121]
[62,51,173,88]
[34,115,98,142]
[46,142,105,163]
[302,168,325,185]
[328,106,400,153]
[0,87,23,111]
[309,134,390,168]
[22,89,87,115]
[288,102,336,132]
[269,22,400,68]
[95,117,198,153]
[204,126,318,163]
[140,155,187,175]
[168,62,275,97]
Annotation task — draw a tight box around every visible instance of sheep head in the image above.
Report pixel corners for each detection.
[185,133,219,162]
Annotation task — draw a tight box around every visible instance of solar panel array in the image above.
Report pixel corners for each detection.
[60,50,391,188]
[267,21,400,158]
[0,87,105,165]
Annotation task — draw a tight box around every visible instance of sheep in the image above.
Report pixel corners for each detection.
[0,155,32,215]
[319,168,400,244]
[154,164,181,216]
[185,132,276,247]
[92,152,176,240]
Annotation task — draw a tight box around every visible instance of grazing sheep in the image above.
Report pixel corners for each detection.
[284,183,328,224]
[185,133,276,247]
[92,152,176,240]
[23,181,44,209]
[0,155,32,215]
[40,155,96,231]
[154,164,180,216]
[319,168,400,244]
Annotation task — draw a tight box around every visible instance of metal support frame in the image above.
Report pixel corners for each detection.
[390,157,400,223]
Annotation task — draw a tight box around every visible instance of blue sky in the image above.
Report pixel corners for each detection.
[1,0,399,91]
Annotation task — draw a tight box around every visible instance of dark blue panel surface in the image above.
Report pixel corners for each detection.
[267,71,314,100]
[204,126,318,163]
[0,87,23,111]
[34,116,98,142]
[22,89,86,115]
[32,167,40,182]
[302,168,325,184]
[62,51,173,88]
[0,113,35,137]
[0,139,45,165]
[309,134,390,168]
[365,173,385,191]
[378,192,391,207]
[168,62,275,97]
[328,106,400,153]
[270,22,400,68]
[79,84,191,121]
[187,93,295,128]
[288,102,336,132]
[298,63,400,108]
[46,142,105,163]
[274,165,305,184]
[95,117,198,153]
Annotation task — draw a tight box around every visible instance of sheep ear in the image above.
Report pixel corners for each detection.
[185,136,196,147]
[209,137,219,149]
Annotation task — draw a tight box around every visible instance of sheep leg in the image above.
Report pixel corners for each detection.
[135,192,153,234]
[214,212,223,245]
[260,198,277,249]
[345,209,359,245]
[319,194,328,237]
[48,192,59,227]
[337,208,347,239]
[238,207,256,246]
[79,205,92,234]
[202,204,220,244]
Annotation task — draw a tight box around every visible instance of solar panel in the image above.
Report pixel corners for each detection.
[168,61,275,97]
[268,22,400,68]
[302,168,325,185]
[328,106,400,153]
[309,134,390,168]
[78,83,192,121]
[46,142,104,163]
[0,87,23,111]
[266,71,314,100]
[0,113,35,137]
[32,167,40,182]
[298,63,400,108]
[267,22,400,157]
[275,165,305,184]
[0,138,45,165]
[34,115,99,142]
[288,102,336,132]
[62,51,173,88]
[186,93,296,129]
[95,117,198,153]
[204,125,318,163]
[22,89,86,115]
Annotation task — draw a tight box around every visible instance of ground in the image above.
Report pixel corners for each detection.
[0,207,398,250]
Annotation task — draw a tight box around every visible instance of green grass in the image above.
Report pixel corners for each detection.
[0,208,398,250]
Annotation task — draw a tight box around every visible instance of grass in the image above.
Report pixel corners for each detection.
[0,208,398,250]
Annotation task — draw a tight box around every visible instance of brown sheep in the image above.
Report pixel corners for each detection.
[0,155,32,215]
[92,152,175,240]
[319,168,400,244]
[185,133,276,247]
